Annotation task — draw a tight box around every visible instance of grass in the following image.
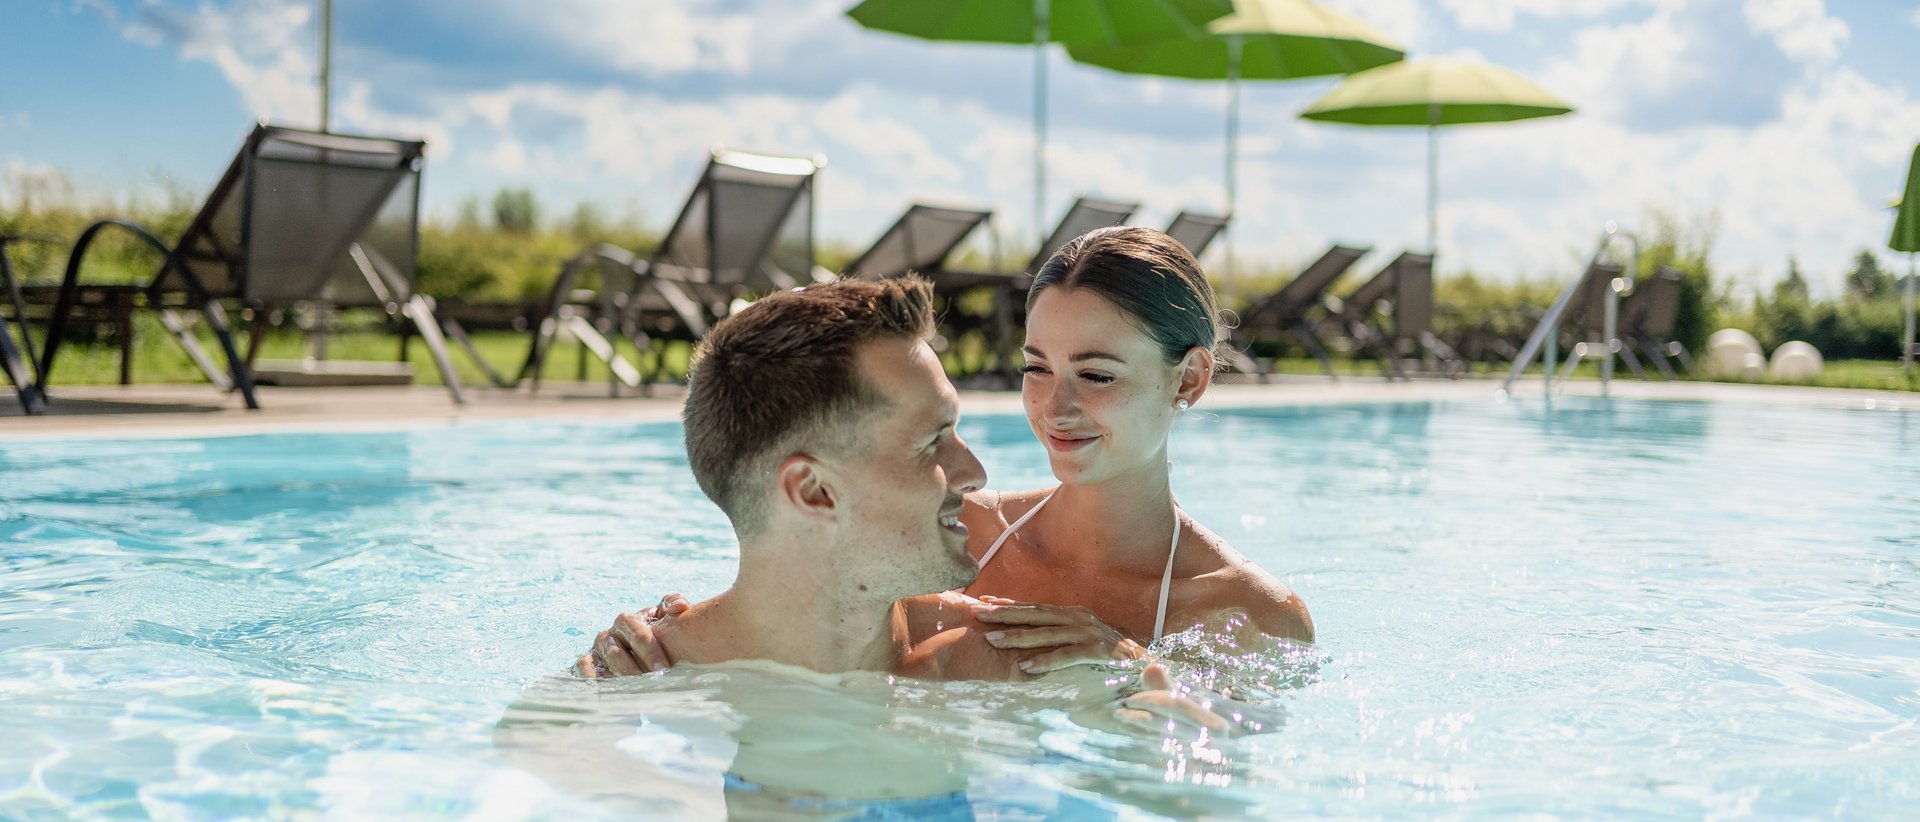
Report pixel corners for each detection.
[10,309,1915,394]
[9,314,695,389]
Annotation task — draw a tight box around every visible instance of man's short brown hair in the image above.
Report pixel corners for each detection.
[682,277,936,534]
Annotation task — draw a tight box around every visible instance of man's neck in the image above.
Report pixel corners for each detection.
[664,541,907,674]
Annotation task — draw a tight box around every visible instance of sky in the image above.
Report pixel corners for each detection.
[3,0,1919,298]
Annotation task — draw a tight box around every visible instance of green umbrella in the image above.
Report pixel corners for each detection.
[846,0,1232,243]
[1067,0,1403,273]
[1891,143,1920,370]
[1300,57,1573,256]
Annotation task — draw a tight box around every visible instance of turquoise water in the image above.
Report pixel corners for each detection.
[2,398,1917,818]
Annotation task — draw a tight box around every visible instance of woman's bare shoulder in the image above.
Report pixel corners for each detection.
[1180,521,1314,643]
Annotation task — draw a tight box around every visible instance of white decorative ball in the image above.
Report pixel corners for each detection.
[1769,340,1824,381]
[1705,329,1764,380]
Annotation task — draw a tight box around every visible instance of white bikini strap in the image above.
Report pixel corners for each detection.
[976,491,1054,569]
[1151,503,1180,642]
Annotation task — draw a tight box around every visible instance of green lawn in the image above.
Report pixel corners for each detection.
[9,317,1916,394]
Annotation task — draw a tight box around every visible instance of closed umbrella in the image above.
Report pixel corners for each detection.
[1299,57,1573,256]
[1068,0,1403,274]
[1891,144,1920,371]
[846,0,1232,243]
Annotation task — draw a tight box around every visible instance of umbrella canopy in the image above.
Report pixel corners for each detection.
[1892,144,1920,253]
[1300,57,1572,257]
[1892,143,1920,370]
[846,0,1232,243]
[1068,0,1402,80]
[1067,0,1403,274]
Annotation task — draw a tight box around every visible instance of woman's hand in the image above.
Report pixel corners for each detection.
[971,595,1147,674]
[1113,662,1230,735]
[574,593,690,678]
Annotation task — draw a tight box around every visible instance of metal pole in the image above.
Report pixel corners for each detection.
[1896,251,1912,370]
[1224,35,1241,280]
[319,0,332,132]
[1427,121,1438,255]
[1033,0,1049,248]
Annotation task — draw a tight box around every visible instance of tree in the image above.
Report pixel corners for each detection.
[1844,249,1892,301]
[492,187,539,234]
[1775,256,1808,302]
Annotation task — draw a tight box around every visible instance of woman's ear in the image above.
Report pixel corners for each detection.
[1177,346,1215,407]
[775,454,838,523]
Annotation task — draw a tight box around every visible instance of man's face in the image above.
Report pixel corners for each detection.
[827,336,986,601]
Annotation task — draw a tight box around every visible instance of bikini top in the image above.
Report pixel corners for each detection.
[975,490,1182,642]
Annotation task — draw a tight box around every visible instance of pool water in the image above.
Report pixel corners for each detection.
[2,398,1917,818]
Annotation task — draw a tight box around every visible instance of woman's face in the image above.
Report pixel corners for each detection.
[1021,287,1193,486]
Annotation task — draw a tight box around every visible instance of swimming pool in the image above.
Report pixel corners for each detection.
[2,397,1916,818]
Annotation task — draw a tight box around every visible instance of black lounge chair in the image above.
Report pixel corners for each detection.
[1,234,47,414]
[33,123,464,408]
[842,203,993,281]
[1321,251,1409,378]
[1618,266,1694,377]
[525,149,822,390]
[936,196,1137,378]
[1165,211,1230,259]
[1375,252,1465,377]
[1228,243,1369,379]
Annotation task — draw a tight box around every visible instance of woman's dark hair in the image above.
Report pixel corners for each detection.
[1026,226,1220,365]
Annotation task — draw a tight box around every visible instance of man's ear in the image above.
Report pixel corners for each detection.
[775,454,838,523]
[1177,346,1215,407]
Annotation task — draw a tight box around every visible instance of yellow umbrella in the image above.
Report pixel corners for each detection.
[1300,57,1573,255]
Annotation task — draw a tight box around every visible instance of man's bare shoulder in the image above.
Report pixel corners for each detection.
[895,598,1028,682]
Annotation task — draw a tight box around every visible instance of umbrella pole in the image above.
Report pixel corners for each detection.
[319,0,332,132]
[1033,0,1049,247]
[1427,122,1438,255]
[1225,36,1241,280]
[1905,252,1915,371]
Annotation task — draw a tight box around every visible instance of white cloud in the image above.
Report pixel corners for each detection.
[1438,0,1656,33]
[1536,7,1691,122]
[1317,0,1430,48]
[119,0,321,126]
[2,158,71,209]
[64,0,1920,296]
[1742,0,1849,64]
[1910,5,1920,28]
[468,0,842,78]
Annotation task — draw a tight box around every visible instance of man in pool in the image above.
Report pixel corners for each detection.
[574,277,1216,728]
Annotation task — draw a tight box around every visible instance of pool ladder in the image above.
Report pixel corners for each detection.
[1501,224,1639,399]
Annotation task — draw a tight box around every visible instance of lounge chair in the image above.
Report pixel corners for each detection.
[1228,244,1370,379]
[33,123,465,408]
[524,149,822,389]
[1,234,46,414]
[1165,211,1230,259]
[1379,252,1465,377]
[842,203,993,281]
[1618,266,1694,377]
[1551,260,1648,379]
[935,196,1137,378]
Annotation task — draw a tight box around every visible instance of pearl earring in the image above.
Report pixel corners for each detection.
[1175,399,1190,412]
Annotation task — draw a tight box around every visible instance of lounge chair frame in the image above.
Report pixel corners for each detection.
[1,234,47,414]
[1228,244,1370,380]
[33,123,463,408]
[523,149,821,392]
[1165,211,1230,260]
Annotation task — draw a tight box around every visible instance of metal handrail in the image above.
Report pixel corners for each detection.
[1501,223,1639,398]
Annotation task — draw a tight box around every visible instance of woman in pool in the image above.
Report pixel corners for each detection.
[591,226,1311,675]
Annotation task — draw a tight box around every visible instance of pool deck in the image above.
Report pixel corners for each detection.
[2,374,1912,440]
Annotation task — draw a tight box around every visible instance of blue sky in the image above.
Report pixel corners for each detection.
[4,0,1918,297]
